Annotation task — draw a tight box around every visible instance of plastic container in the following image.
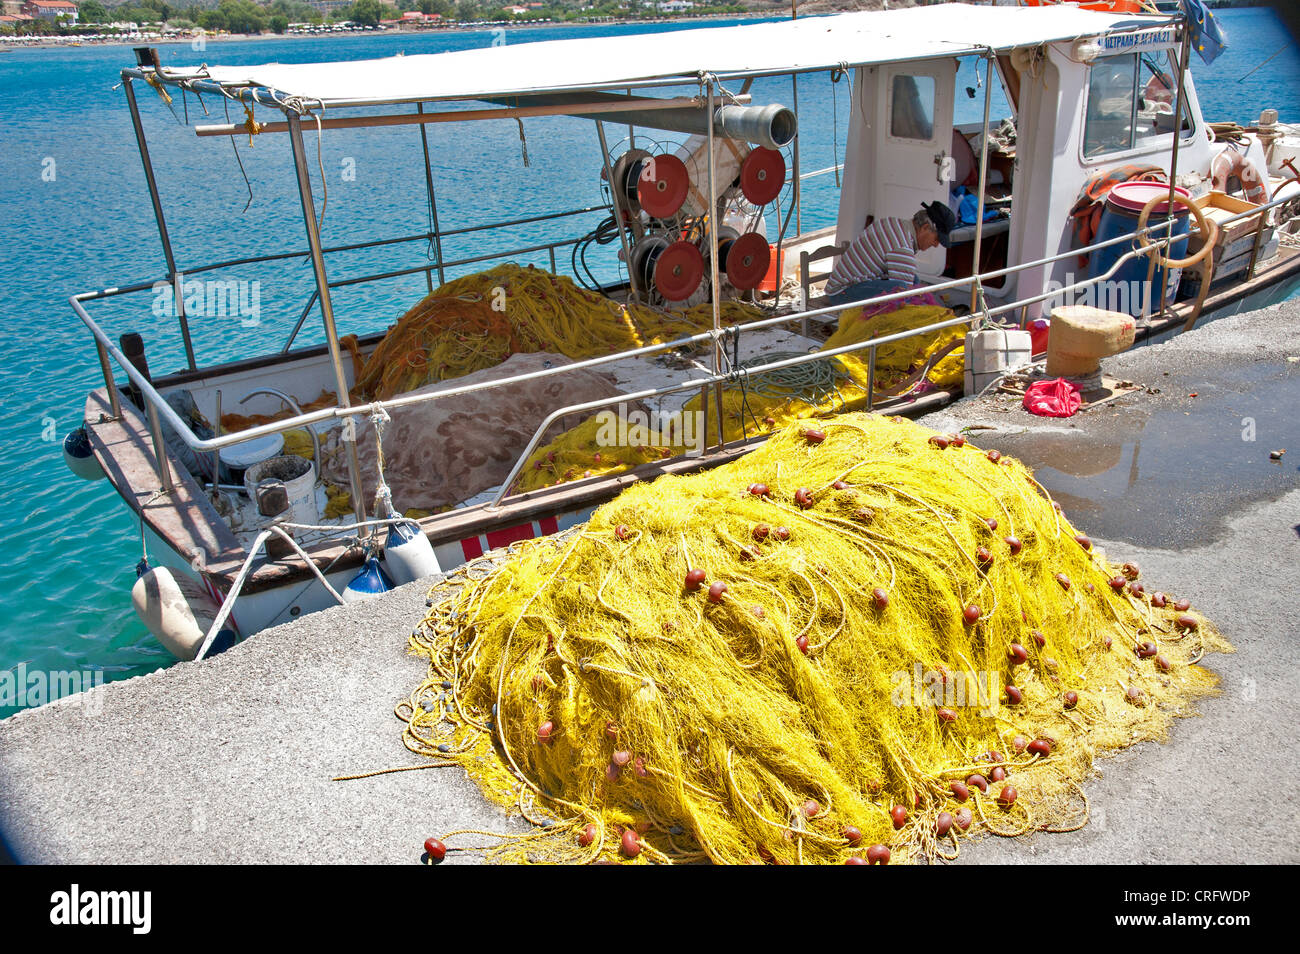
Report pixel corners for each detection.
[758,243,785,293]
[243,454,319,526]
[219,432,284,485]
[964,329,1032,395]
[1088,182,1191,317]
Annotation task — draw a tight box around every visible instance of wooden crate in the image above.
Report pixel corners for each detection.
[1187,191,1270,252]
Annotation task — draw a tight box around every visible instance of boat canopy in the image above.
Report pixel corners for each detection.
[155,4,1173,109]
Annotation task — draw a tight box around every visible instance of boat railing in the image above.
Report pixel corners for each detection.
[119,201,608,354]
[71,190,1293,518]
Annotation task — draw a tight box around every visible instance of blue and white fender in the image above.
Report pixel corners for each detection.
[63,426,105,481]
[341,556,395,604]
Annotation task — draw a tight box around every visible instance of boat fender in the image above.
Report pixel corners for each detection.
[342,556,395,604]
[383,519,442,586]
[63,426,105,481]
[1211,148,1268,205]
[131,565,235,661]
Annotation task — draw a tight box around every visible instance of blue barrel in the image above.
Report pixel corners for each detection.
[1088,182,1192,317]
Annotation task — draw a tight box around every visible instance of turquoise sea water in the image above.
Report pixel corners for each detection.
[1,8,1296,715]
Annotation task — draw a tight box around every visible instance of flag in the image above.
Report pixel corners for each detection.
[1181,0,1228,66]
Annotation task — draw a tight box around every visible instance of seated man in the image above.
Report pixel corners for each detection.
[824,202,956,307]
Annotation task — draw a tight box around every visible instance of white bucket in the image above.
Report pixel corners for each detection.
[219,432,284,484]
[244,454,320,526]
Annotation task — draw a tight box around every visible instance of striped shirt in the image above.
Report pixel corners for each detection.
[824,217,918,296]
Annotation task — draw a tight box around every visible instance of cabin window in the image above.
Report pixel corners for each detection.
[890,74,936,141]
[1084,51,1194,158]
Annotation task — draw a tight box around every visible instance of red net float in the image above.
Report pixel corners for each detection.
[637,153,689,219]
[654,240,705,301]
[723,231,771,290]
[739,147,786,206]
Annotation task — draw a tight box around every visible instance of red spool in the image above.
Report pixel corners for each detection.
[637,153,689,219]
[740,147,786,206]
[724,231,771,290]
[654,240,705,301]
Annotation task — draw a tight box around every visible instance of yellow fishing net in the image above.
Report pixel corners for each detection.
[354,263,762,400]
[399,412,1229,864]
[511,304,967,493]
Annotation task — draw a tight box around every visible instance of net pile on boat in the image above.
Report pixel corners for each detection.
[401,412,1228,864]
[354,263,762,400]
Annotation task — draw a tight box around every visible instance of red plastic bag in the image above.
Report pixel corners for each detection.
[1023,378,1082,418]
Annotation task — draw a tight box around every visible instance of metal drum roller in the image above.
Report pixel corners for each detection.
[609,148,652,218]
[723,232,772,291]
[739,147,786,206]
[637,153,690,219]
[706,224,740,274]
[653,240,705,301]
[630,234,670,296]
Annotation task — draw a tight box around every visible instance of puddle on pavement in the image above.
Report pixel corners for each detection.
[983,359,1300,549]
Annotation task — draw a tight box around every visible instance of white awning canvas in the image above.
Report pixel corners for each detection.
[162,4,1173,108]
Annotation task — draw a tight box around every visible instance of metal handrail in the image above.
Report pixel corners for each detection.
[278,234,595,353]
[72,197,1240,487]
[177,205,608,281]
[73,178,1298,514]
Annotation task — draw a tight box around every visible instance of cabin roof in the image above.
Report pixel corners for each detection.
[156,5,1174,109]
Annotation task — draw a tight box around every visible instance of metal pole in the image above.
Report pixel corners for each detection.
[969,53,994,313]
[146,400,175,492]
[416,102,447,289]
[596,120,636,298]
[286,110,368,524]
[124,76,197,371]
[791,0,800,241]
[866,345,876,412]
[792,73,802,235]
[706,76,725,451]
[95,340,122,420]
[626,86,635,150]
[1159,23,1195,318]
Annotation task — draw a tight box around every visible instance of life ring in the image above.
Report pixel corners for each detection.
[1136,191,1217,271]
[1211,149,1268,204]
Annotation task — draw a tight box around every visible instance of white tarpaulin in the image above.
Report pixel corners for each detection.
[163,5,1171,107]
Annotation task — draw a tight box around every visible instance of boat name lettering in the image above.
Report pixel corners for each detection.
[1097,29,1176,54]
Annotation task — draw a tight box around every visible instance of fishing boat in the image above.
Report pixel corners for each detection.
[69,3,1300,660]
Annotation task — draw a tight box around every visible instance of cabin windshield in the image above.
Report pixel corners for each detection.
[1083,49,1193,159]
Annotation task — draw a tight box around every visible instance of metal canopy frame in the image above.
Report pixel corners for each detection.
[103,9,1193,544]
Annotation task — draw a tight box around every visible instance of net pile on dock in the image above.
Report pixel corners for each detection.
[402,412,1229,864]
[355,264,762,400]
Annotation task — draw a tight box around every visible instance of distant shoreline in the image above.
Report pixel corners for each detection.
[0,15,761,52]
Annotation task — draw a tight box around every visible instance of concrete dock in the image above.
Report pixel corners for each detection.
[2,300,1298,864]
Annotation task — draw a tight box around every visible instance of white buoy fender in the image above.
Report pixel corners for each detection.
[341,556,395,604]
[63,426,105,481]
[383,520,442,586]
[132,566,230,661]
